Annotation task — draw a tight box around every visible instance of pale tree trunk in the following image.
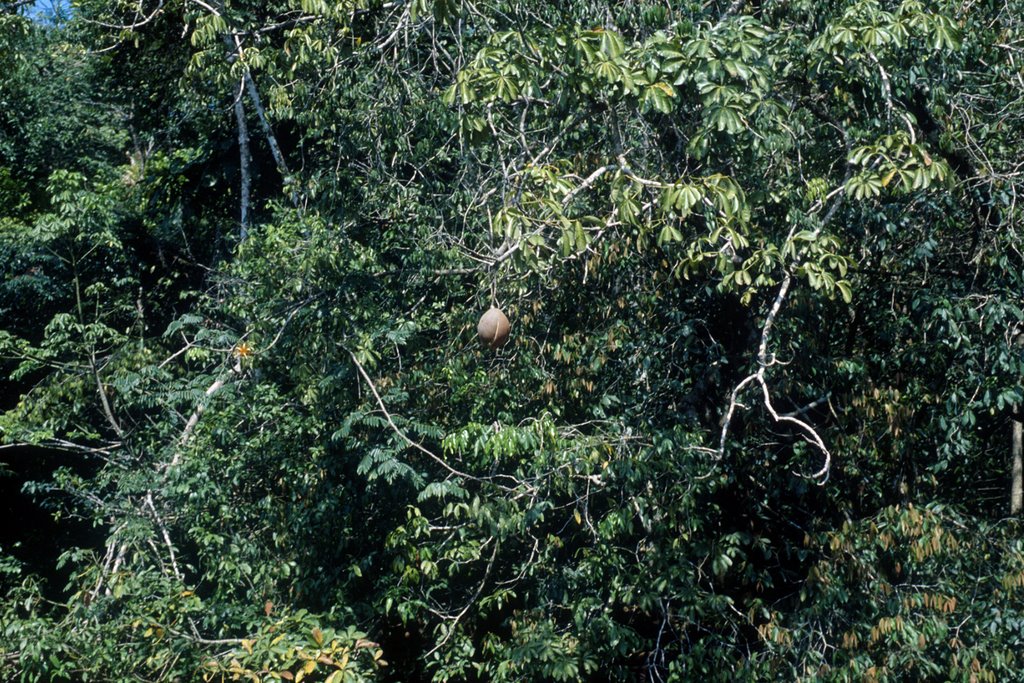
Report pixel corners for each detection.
[243,70,301,209]
[1012,412,1022,515]
[226,33,297,239]
[232,76,252,241]
[243,72,290,180]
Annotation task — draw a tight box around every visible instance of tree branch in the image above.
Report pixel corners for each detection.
[231,74,252,240]
[232,34,300,209]
[347,349,518,490]
[171,359,242,467]
[717,275,832,481]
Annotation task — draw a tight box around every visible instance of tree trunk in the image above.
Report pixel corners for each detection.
[232,76,252,241]
[1012,414,1022,515]
[243,72,291,181]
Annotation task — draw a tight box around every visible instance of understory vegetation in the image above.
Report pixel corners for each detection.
[2,0,1024,680]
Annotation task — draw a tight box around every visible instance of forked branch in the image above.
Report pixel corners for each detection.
[718,275,832,482]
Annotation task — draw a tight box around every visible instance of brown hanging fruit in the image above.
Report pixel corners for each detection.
[477,307,510,349]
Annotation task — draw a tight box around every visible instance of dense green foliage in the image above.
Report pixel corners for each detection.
[2,0,1024,680]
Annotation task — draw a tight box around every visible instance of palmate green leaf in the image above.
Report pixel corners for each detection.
[845,172,883,200]
[837,280,853,304]
[929,14,962,50]
[598,29,625,59]
[657,224,682,246]
[706,103,745,133]
[592,58,619,84]
[641,81,675,112]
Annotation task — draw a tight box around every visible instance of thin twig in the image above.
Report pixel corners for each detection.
[145,491,183,581]
[424,539,500,658]
[348,350,513,487]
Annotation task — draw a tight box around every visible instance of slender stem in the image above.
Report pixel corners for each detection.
[1012,415,1022,515]
[347,349,518,490]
